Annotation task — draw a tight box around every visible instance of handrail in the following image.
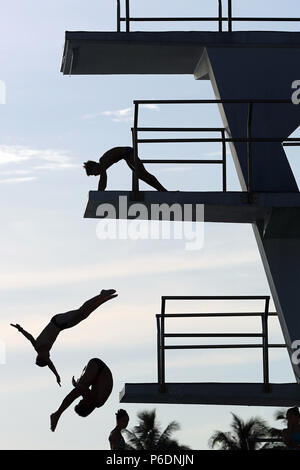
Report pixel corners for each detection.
[131,99,300,196]
[156,296,286,393]
[117,0,300,32]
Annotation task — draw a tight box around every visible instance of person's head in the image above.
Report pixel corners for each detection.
[35,351,50,367]
[286,407,300,424]
[83,160,101,176]
[116,409,129,429]
[74,399,96,417]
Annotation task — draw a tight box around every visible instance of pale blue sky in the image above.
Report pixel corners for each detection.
[0,0,300,450]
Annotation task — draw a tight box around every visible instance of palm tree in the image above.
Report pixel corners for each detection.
[208,413,272,450]
[124,409,190,450]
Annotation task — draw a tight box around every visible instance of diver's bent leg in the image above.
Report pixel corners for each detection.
[125,152,167,191]
[137,168,167,191]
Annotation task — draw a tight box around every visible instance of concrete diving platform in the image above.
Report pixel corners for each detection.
[120,382,300,407]
[84,190,300,226]
[61,31,300,76]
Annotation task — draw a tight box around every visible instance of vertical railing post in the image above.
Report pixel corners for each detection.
[117,0,121,32]
[132,102,139,193]
[218,0,223,32]
[159,297,166,392]
[247,102,253,198]
[156,315,162,385]
[221,129,227,191]
[262,297,270,392]
[228,0,232,32]
[125,0,130,32]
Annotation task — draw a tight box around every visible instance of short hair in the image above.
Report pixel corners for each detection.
[83,160,99,176]
[116,409,129,420]
[74,400,95,417]
[36,356,48,367]
[287,407,300,418]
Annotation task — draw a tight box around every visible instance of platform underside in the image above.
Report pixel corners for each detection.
[84,191,300,227]
[120,382,300,406]
[61,31,300,75]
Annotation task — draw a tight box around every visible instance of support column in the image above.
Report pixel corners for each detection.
[195,46,300,380]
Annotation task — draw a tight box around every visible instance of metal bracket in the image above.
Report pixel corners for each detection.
[129,191,145,202]
[262,383,272,394]
[158,384,167,393]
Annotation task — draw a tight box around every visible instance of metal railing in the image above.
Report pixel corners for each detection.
[156,296,286,393]
[131,99,300,196]
[117,0,300,32]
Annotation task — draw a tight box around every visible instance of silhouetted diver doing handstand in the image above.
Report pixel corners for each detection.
[50,357,113,431]
[83,146,167,191]
[10,289,117,385]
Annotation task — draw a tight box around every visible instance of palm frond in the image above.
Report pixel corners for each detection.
[123,429,144,450]
[274,409,287,422]
[209,431,239,450]
[157,421,180,448]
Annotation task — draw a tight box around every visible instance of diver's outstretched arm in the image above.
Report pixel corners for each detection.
[47,359,61,387]
[10,324,36,348]
[98,170,107,190]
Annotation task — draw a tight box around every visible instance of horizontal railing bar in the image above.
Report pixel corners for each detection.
[141,159,223,164]
[165,333,264,338]
[138,138,300,143]
[157,312,277,318]
[135,127,225,132]
[135,99,292,105]
[283,143,300,147]
[120,17,224,22]
[121,17,300,22]
[162,295,270,300]
[231,17,300,22]
[164,344,286,349]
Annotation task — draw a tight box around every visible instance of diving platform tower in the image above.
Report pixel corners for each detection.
[61,1,300,406]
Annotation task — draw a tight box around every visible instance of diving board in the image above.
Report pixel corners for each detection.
[120,382,300,407]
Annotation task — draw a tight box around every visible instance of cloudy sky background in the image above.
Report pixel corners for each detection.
[0,0,300,449]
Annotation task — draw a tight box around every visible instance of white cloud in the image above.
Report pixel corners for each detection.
[82,104,160,123]
[82,108,132,122]
[0,145,78,182]
[143,104,160,111]
[0,169,33,176]
[0,146,34,165]
[33,163,80,171]
[102,107,132,123]
[0,176,37,184]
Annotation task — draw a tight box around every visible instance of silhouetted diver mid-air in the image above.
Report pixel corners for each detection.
[50,357,113,431]
[10,289,117,385]
[83,146,167,191]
